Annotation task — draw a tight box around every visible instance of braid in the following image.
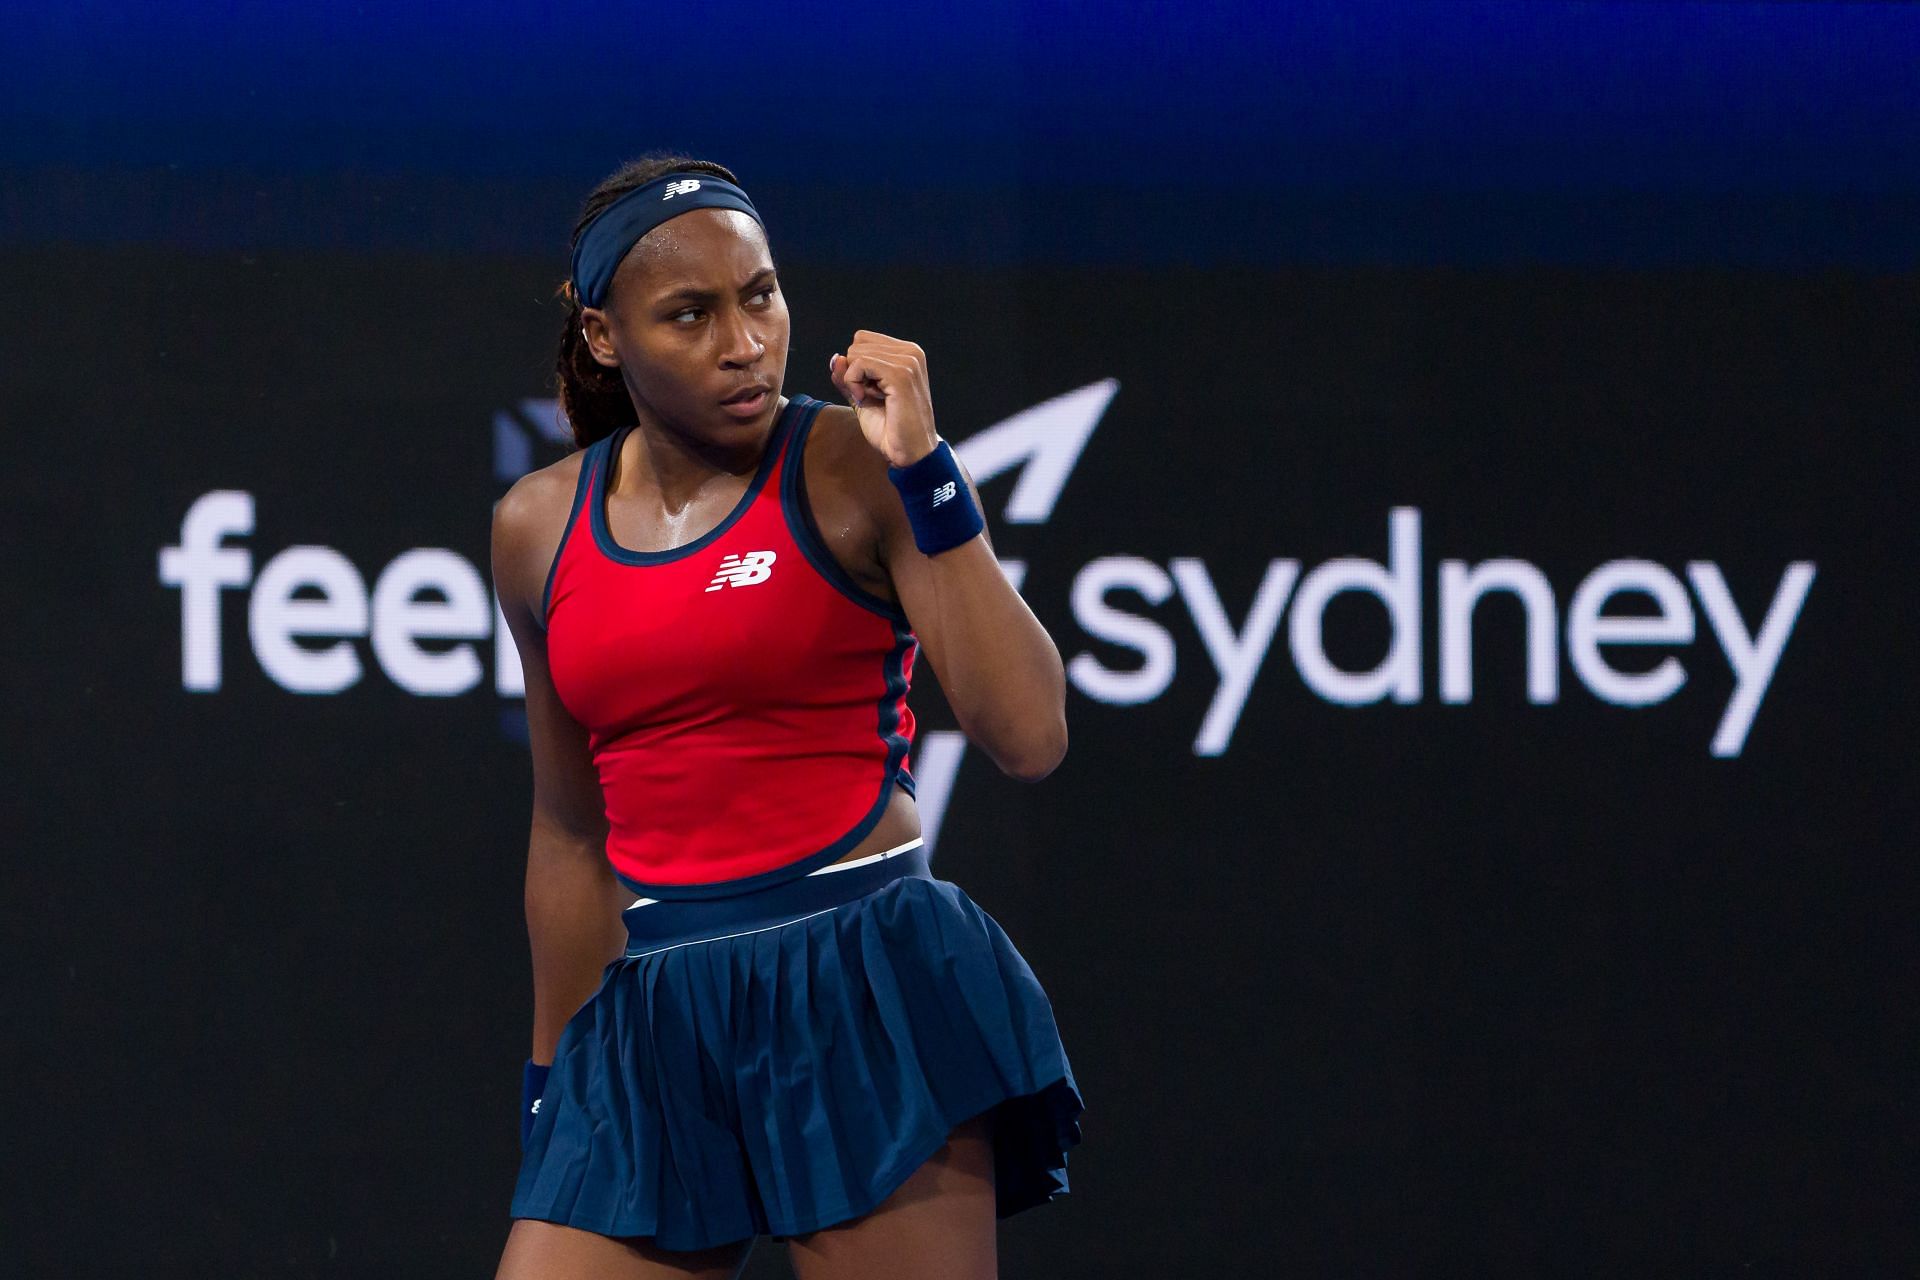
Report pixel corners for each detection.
[553,153,741,448]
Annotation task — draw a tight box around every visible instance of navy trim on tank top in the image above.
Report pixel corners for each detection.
[589,396,799,566]
[778,394,912,624]
[781,392,918,801]
[779,394,917,793]
[879,616,919,800]
[538,444,600,630]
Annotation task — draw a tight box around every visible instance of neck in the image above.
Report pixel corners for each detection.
[618,398,785,507]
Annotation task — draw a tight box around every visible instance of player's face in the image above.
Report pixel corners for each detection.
[582,208,790,442]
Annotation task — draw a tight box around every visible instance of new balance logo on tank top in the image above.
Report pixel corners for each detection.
[541,394,918,900]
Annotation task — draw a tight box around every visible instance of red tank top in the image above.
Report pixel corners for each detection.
[541,394,918,900]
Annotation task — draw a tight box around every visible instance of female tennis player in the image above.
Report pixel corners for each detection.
[489,153,1084,1280]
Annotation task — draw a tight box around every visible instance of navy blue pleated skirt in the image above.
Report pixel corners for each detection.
[509,841,1085,1252]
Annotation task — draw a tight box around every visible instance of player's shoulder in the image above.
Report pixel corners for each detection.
[494,441,590,538]
[802,399,864,457]
[491,439,596,607]
[801,401,894,497]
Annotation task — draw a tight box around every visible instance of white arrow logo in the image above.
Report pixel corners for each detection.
[952,379,1118,524]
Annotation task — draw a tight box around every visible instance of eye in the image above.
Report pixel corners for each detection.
[748,286,776,307]
[670,307,703,324]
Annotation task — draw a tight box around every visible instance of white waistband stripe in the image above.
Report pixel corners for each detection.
[808,836,925,875]
[628,837,926,910]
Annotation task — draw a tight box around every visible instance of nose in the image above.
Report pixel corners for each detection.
[716,305,765,369]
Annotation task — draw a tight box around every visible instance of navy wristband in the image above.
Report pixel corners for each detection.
[888,440,984,556]
[521,1059,550,1148]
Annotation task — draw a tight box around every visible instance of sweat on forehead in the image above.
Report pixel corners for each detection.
[614,210,769,283]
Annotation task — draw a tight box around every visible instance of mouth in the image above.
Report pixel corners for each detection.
[718,383,772,418]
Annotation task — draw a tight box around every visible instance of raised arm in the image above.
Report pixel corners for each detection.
[491,471,629,1065]
[877,454,1069,781]
[829,335,1069,782]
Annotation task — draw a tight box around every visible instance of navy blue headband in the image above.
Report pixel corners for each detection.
[570,172,763,310]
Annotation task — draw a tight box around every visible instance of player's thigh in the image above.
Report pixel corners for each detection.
[496,1218,755,1280]
[785,1112,998,1280]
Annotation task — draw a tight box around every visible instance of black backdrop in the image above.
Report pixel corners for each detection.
[4,242,1914,1273]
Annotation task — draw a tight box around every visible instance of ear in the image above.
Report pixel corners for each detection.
[580,308,620,369]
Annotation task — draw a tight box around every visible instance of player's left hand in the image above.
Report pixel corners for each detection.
[828,331,939,468]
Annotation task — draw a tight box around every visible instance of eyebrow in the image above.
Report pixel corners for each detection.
[655,267,777,306]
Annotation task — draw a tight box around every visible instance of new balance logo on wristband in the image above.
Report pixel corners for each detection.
[706,550,778,591]
[932,481,958,507]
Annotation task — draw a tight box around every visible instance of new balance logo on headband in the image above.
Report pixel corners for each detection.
[707,550,777,591]
[662,179,702,200]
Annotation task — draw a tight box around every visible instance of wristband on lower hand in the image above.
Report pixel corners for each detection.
[888,440,985,556]
[521,1059,550,1148]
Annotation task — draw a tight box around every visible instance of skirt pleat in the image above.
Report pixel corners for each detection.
[510,871,1084,1252]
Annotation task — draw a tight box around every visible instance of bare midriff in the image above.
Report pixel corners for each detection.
[824,779,922,867]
